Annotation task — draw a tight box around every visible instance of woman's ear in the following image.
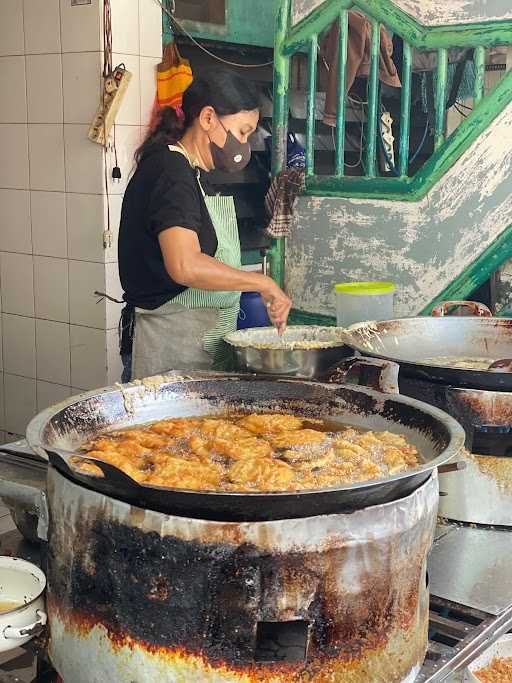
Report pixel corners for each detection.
[198,105,216,132]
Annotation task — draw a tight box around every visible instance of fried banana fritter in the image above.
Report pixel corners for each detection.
[78,413,421,493]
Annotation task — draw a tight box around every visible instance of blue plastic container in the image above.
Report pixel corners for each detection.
[237,291,271,330]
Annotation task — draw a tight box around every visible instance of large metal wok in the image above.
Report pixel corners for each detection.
[26,374,464,522]
[344,301,512,391]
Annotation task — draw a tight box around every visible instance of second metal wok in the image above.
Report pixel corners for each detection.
[26,374,464,521]
[344,306,512,391]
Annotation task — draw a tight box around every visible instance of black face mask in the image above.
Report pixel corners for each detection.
[209,118,251,173]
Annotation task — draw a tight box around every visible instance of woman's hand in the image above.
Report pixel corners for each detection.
[158,229,292,332]
[257,276,292,335]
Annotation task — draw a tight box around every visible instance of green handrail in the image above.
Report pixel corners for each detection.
[398,41,412,177]
[334,9,349,176]
[274,0,512,200]
[271,0,291,176]
[365,20,381,177]
[306,34,319,176]
[269,0,291,288]
[284,0,512,54]
[473,45,486,106]
[279,0,512,188]
[434,48,448,150]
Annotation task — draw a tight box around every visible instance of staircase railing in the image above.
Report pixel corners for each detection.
[272,0,512,197]
[269,0,512,289]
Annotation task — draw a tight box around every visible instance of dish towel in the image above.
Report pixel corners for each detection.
[264,168,306,238]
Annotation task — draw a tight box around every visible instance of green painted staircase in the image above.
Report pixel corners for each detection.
[270,0,512,320]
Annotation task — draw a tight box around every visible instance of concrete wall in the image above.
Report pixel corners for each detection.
[392,1,512,26]
[292,0,324,26]
[292,0,512,26]
[285,101,512,317]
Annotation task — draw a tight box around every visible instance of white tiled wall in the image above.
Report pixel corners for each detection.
[0,124,29,188]
[0,56,27,122]
[1,253,35,317]
[34,256,69,322]
[26,54,63,123]
[62,52,102,124]
[0,0,162,443]
[24,0,62,55]
[31,191,67,258]
[0,189,31,253]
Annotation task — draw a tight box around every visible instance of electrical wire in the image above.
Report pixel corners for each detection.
[321,56,369,105]
[409,117,429,164]
[455,100,473,111]
[103,0,112,78]
[328,87,431,176]
[346,97,366,169]
[102,0,113,248]
[113,121,118,168]
[346,100,366,169]
[348,93,368,105]
[331,125,364,169]
[326,95,366,170]
[156,0,274,69]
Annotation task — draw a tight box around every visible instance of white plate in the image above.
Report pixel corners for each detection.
[464,634,512,681]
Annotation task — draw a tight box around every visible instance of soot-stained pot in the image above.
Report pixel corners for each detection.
[45,467,438,683]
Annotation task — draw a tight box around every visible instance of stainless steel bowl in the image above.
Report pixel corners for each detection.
[224,326,350,378]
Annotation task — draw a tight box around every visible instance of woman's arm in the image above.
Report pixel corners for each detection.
[159,227,292,332]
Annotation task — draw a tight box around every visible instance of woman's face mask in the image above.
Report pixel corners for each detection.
[209,117,252,173]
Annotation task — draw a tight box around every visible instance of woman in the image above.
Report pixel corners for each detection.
[119,69,292,380]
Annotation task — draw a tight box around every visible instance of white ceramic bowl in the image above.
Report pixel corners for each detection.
[0,556,47,653]
[464,634,512,681]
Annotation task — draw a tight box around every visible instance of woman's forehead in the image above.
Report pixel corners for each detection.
[223,109,259,127]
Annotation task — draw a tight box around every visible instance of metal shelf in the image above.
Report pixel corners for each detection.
[419,595,512,681]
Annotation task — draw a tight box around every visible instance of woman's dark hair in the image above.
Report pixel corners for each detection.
[135,68,260,163]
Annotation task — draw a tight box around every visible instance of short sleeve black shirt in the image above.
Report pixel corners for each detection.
[118,146,218,310]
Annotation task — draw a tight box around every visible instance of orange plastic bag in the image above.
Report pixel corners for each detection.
[157,43,193,110]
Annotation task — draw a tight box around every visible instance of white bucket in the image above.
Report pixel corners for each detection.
[464,634,512,681]
[334,281,395,327]
[0,556,47,653]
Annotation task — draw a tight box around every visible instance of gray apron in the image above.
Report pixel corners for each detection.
[132,146,241,379]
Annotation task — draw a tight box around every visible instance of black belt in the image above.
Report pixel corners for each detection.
[119,303,135,356]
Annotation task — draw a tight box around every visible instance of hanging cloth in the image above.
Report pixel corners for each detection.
[320,11,401,127]
[157,42,193,111]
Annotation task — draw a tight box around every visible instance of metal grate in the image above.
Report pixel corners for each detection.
[418,595,512,681]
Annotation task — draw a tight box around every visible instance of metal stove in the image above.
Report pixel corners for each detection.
[394,375,512,527]
[326,356,512,527]
[1,440,512,682]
